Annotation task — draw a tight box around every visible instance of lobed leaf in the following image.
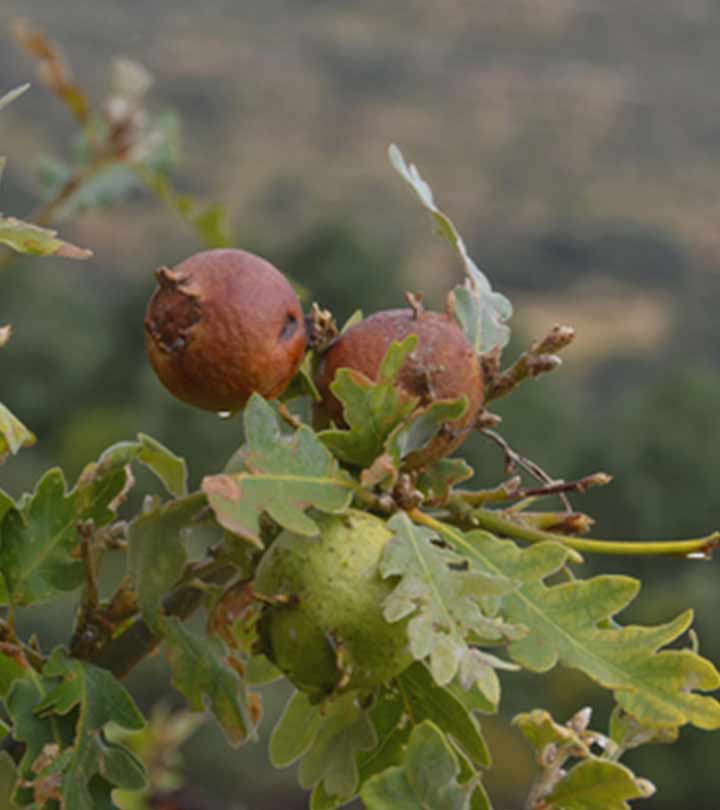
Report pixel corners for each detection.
[389,144,512,352]
[0,469,83,606]
[0,448,153,608]
[381,512,521,691]
[297,693,377,801]
[544,759,651,809]
[203,395,352,547]
[7,650,147,808]
[319,335,420,468]
[309,692,410,810]
[162,617,258,747]
[360,720,471,810]
[416,458,474,507]
[449,526,720,730]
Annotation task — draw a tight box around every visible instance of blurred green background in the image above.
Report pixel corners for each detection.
[2,1,720,807]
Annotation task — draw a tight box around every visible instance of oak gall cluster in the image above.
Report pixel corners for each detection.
[145,249,484,466]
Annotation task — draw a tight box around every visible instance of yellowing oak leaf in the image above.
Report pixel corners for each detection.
[450,527,720,731]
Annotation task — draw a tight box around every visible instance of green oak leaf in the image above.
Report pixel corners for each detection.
[86,433,188,498]
[203,394,353,547]
[128,494,204,632]
[8,650,146,809]
[162,617,258,746]
[0,216,92,259]
[385,396,468,465]
[416,458,474,507]
[0,402,36,460]
[36,646,145,735]
[319,335,420,467]
[544,759,652,809]
[450,526,720,730]
[270,690,324,769]
[397,663,491,769]
[389,144,511,352]
[298,693,377,801]
[0,469,83,606]
[381,512,521,688]
[310,691,410,810]
[361,720,471,810]
[0,455,144,608]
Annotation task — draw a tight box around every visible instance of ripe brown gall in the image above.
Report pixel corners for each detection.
[145,249,307,411]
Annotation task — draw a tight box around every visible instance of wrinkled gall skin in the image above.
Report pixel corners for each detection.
[314,308,484,467]
[145,248,307,411]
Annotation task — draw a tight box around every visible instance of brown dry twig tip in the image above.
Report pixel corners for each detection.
[520,472,612,499]
[405,291,424,319]
[393,473,424,510]
[475,408,502,430]
[11,18,89,124]
[306,302,338,350]
[484,324,576,403]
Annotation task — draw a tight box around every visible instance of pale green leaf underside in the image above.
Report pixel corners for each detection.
[389,144,511,352]
[382,512,519,688]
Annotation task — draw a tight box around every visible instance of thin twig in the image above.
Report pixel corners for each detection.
[481,429,573,512]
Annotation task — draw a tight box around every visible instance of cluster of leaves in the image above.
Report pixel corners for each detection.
[1,27,719,810]
[1,373,715,808]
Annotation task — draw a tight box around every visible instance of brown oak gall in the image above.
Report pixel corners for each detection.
[314,308,484,467]
[145,249,306,411]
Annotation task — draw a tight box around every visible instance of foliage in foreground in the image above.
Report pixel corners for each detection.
[1,23,719,810]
